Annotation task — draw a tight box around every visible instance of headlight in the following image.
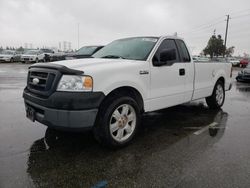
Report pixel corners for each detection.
[57,75,93,92]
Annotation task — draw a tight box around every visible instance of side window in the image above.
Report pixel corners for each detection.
[176,40,191,62]
[153,39,179,65]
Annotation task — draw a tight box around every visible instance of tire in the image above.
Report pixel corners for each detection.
[236,77,241,82]
[206,80,225,109]
[94,95,141,148]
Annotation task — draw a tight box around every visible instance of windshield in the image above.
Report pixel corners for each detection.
[24,50,40,55]
[1,50,14,55]
[93,37,158,61]
[77,46,98,55]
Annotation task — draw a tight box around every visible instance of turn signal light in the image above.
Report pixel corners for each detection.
[83,76,93,89]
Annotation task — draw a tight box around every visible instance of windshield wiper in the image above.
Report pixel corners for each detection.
[100,55,125,59]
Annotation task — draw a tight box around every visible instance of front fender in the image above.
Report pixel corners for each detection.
[93,73,149,101]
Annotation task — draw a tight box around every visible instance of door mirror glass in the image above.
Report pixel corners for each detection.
[160,49,176,62]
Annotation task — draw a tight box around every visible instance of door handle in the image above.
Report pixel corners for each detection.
[139,70,149,75]
[179,68,185,76]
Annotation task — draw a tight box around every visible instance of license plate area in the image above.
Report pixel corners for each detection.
[26,105,35,122]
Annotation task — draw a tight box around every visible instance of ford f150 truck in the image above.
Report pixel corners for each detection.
[23,36,232,148]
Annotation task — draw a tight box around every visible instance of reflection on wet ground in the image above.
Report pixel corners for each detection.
[1,64,250,188]
[235,82,250,98]
[26,104,229,187]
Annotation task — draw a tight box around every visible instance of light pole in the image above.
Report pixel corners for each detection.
[77,23,80,50]
[224,15,230,57]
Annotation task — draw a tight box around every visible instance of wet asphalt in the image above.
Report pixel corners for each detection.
[0,63,250,188]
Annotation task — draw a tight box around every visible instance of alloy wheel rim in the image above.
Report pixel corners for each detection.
[109,104,136,142]
[216,84,224,105]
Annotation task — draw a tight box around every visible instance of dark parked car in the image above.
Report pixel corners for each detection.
[40,49,54,62]
[236,64,250,82]
[50,52,67,62]
[65,46,103,60]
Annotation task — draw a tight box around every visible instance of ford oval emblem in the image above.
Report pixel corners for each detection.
[32,78,40,85]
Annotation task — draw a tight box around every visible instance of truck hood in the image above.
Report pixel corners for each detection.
[243,68,250,74]
[51,58,144,74]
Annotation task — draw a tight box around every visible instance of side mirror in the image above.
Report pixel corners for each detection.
[160,49,176,62]
[153,49,177,66]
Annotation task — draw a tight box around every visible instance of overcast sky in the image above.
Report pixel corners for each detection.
[0,0,249,55]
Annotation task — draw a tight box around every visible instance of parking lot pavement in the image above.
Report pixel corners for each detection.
[0,63,250,188]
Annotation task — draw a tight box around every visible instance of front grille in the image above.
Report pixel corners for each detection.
[27,68,60,96]
[24,58,30,61]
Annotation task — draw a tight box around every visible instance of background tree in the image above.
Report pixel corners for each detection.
[225,46,235,57]
[243,53,249,58]
[16,46,24,53]
[203,34,226,58]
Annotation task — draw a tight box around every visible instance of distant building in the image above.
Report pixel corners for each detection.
[24,43,33,49]
[58,41,72,52]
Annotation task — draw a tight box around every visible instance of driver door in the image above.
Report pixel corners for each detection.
[148,39,187,111]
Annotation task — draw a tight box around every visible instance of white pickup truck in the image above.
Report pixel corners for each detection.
[23,36,232,148]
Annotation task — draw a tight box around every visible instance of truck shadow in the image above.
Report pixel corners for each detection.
[27,102,228,187]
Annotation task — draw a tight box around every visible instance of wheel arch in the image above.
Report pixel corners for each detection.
[101,86,145,113]
[216,76,225,88]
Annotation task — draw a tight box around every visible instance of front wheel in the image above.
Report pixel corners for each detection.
[206,81,225,109]
[94,96,141,148]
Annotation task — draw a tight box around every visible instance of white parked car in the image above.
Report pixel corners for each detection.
[227,57,240,66]
[193,56,210,62]
[21,50,45,63]
[23,36,232,148]
[0,50,17,63]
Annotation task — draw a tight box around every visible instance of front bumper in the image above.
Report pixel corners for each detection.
[0,58,11,62]
[23,88,105,130]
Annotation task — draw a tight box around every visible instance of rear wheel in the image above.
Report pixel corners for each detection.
[206,81,225,109]
[94,96,141,148]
